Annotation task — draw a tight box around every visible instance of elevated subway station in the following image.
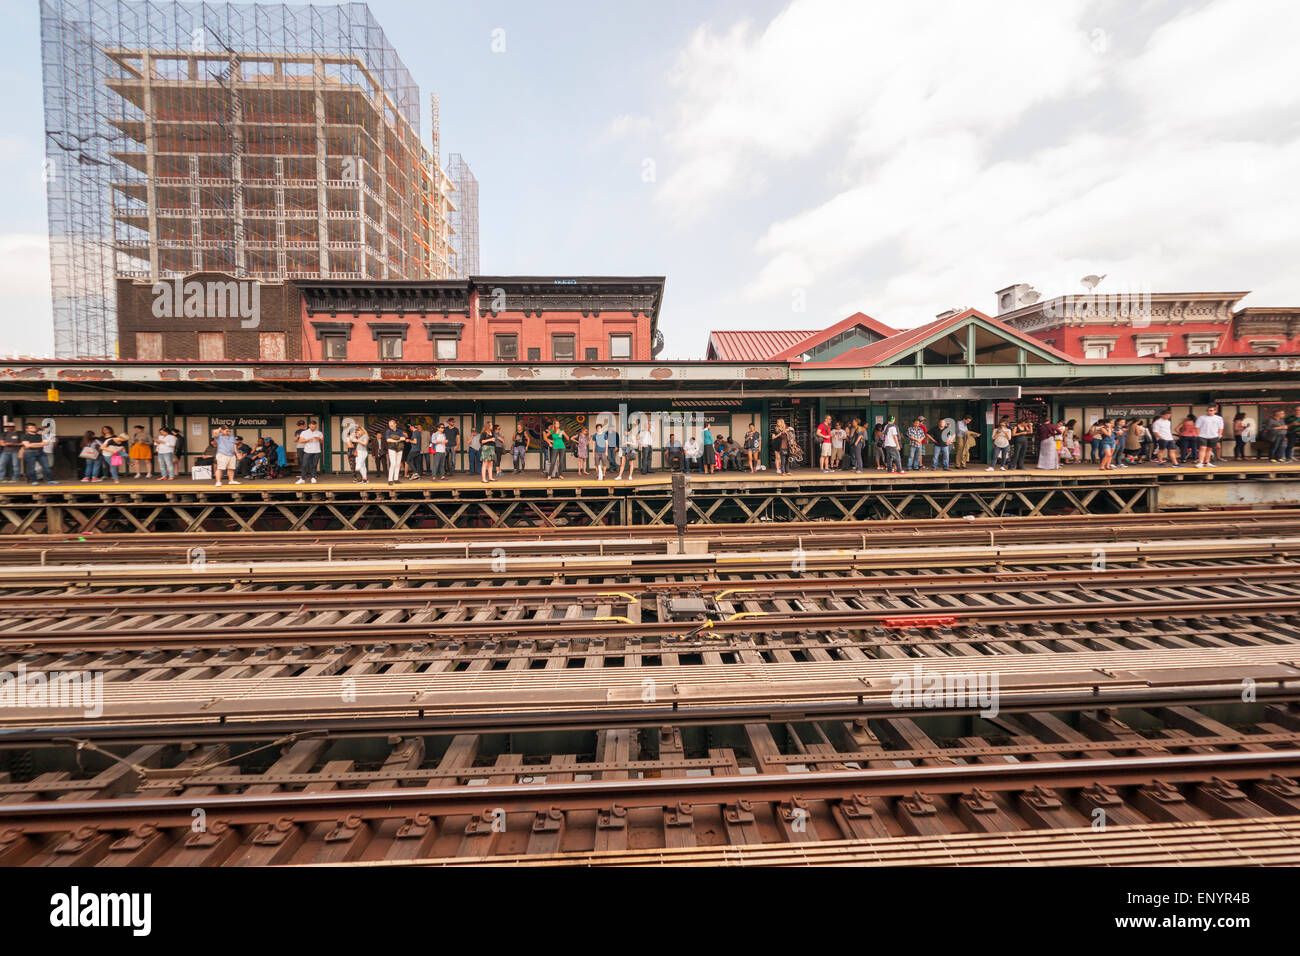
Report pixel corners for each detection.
[1,343,1298,532]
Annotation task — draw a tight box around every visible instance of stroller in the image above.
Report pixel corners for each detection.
[248,453,280,480]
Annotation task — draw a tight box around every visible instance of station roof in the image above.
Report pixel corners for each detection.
[705,330,820,362]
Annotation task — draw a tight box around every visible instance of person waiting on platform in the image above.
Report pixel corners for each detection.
[987,418,1012,471]
[1151,410,1179,467]
[1232,413,1249,461]
[383,419,407,486]
[349,424,371,483]
[722,435,742,471]
[830,421,847,470]
[404,422,424,479]
[697,424,712,475]
[1094,420,1116,470]
[79,431,103,482]
[1264,408,1288,462]
[663,433,682,471]
[1036,419,1062,470]
[771,418,796,476]
[848,419,866,472]
[467,428,483,475]
[480,424,498,482]
[547,420,571,479]
[212,425,240,488]
[295,420,323,484]
[932,418,956,470]
[1176,415,1198,463]
[575,427,590,477]
[905,418,926,471]
[1194,403,1225,468]
[233,436,255,478]
[1125,419,1147,464]
[816,415,833,472]
[638,423,654,475]
[128,425,153,478]
[1008,417,1032,470]
[871,421,885,470]
[429,424,448,479]
[511,424,530,473]
[881,416,902,473]
[154,427,178,481]
[954,415,979,469]
[681,435,699,472]
[592,424,609,480]
[614,427,636,480]
[744,424,761,472]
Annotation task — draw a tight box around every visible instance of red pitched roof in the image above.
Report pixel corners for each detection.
[766,312,899,362]
[706,330,819,362]
[809,308,1144,368]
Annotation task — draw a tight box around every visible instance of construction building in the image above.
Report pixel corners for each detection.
[40,0,477,360]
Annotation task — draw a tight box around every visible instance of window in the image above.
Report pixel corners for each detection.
[198,332,225,361]
[585,347,599,361]
[434,337,458,360]
[1084,345,1109,360]
[527,347,541,361]
[136,332,162,361]
[259,332,286,361]
[494,334,518,361]
[378,334,403,359]
[1186,334,1220,355]
[322,334,348,360]
[552,334,575,361]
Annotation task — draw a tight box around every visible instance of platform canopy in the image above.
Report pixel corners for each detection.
[789,308,1153,381]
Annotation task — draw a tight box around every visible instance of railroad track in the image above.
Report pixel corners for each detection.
[3,509,1299,566]
[2,702,1299,865]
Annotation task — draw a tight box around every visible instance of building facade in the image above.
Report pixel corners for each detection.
[40,0,477,359]
[116,274,665,364]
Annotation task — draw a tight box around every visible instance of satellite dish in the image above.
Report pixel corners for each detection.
[1081,274,1107,291]
[1020,290,1041,305]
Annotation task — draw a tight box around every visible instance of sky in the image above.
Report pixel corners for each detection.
[1,0,1298,359]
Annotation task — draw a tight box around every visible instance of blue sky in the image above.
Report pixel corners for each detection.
[3,0,1299,358]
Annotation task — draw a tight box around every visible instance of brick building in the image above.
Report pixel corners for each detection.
[117,273,665,363]
[117,273,304,361]
[994,286,1300,359]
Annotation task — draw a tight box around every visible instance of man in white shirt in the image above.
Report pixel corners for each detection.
[296,420,324,483]
[1151,409,1179,467]
[1194,403,1225,468]
[638,426,654,475]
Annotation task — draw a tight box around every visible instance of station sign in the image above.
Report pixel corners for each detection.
[209,416,283,429]
[1105,406,1162,419]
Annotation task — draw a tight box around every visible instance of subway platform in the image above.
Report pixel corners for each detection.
[2,461,1299,534]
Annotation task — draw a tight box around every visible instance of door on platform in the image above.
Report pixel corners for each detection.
[768,402,811,468]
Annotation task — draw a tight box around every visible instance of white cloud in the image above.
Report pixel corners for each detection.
[646,0,1300,337]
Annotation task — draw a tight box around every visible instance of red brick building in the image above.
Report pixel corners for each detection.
[118,274,664,363]
[993,286,1300,360]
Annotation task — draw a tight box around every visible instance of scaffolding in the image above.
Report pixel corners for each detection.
[40,0,459,358]
[447,152,479,277]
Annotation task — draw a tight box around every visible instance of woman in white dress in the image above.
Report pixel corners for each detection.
[1036,420,1061,470]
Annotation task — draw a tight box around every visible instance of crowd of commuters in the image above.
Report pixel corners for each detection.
[7,404,1300,486]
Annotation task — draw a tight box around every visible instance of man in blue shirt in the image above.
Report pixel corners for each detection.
[593,424,609,480]
[213,425,240,487]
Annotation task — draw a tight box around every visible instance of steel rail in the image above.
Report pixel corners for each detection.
[0,559,1295,614]
[3,749,1298,832]
[3,593,1298,652]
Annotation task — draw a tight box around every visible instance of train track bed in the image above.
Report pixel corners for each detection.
[3,702,1300,865]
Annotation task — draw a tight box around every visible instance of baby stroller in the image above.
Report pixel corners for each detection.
[248,454,279,480]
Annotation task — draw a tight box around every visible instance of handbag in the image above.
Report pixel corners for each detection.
[110,454,123,467]
[79,446,98,460]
